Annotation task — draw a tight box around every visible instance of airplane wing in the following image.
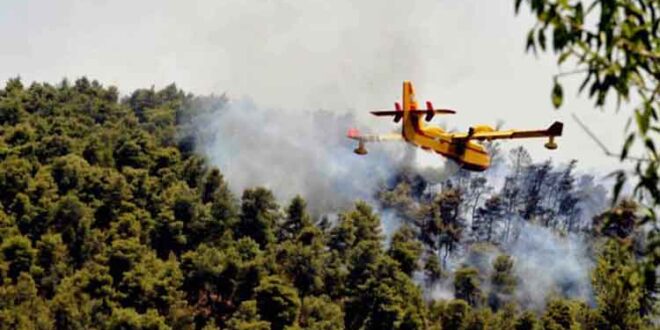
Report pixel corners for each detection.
[347,128,402,155]
[451,121,563,141]
[347,128,402,142]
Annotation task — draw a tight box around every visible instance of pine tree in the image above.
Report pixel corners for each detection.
[236,187,280,248]
[514,311,538,330]
[225,300,270,330]
[592,240,644,329]
[1,234,35,281]
[255,275,301,330]
[488,255,517,311]
[472,195,505,243]
[388,225,423,276]
[279,195,312,242]
[454,266,484,307]
[541,299,574,330]
[423,254,443,286]
[298,296,344,330]
[0,272,54,329]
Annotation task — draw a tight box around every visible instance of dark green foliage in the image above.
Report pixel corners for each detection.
[299,295,344,330]
[237,187,279,248]
[225,300,270,330]
[592,240,644,329]
[33,233,69,298]
[424,254,443,285]
[593,199,638,239]
[49,194,92,266]
[515,0,659,316]
[514,311,538,330]
[0,156,32,205]
[113,132,154,170]
[389,225,423,276]
[489,255,516,311]
[1,235,35,281]
[0,273,53,329]
[344,244,425,330]
[442,299,471,330]
[255,275,301,330]
[473,195,505,242]
[0,76,653,329]
[541,299,574,330]
[275,228,326,297]
[279,195,312,241]
[454,266,484,307]
[106,308,169,330]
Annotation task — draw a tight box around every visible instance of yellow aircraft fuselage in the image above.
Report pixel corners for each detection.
[350,81,563,171]
[401,81,490,171]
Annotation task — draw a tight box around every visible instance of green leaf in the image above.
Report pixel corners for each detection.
[644,137,656,155]
[621,133,635,160]
[551,79,563,108]
[578,70,592,93]
[558,51,571,64]
[552,25,567,51]
[635,109,650,134]
[537,29,547,51]
[574,3,584,25]
[515,0,523,13]
[649,103,658,120]
[526,29,537,54]
[609,170,626,205]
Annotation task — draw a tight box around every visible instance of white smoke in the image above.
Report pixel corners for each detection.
[507,222,594,308]
[191,96,415,214]
[425,222,595,310]
[380,210,406,244]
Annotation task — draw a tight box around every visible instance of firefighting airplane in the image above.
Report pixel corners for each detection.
[347,81,563,171]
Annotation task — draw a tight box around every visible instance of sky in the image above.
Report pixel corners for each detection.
[0,0,636,174]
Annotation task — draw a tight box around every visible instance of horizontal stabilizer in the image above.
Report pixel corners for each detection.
[371,109,456,116]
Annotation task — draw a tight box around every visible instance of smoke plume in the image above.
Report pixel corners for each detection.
[426,222,595,309]
[507,222,594,308]
[190,97,418,214]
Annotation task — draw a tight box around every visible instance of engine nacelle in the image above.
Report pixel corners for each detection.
[470,125,495,133]
[354,141,368,155]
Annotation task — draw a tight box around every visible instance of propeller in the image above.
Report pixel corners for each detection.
[425,101,434,121]
[394,102,402,123]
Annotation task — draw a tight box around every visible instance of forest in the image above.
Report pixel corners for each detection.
[0,0,658,329]
[0,75,654,329]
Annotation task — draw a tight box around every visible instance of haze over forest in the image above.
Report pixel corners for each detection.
[0,0,657,329]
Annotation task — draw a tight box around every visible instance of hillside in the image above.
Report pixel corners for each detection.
[0,78,654,329]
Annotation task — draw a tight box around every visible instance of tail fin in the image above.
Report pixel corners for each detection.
[547,121,564,136]
[402,80,417,111]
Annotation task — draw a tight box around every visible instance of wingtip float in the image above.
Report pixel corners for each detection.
[348,81,564,172]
